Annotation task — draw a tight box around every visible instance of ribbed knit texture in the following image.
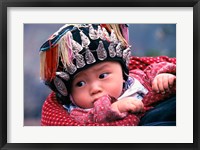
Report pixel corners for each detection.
[41,56,176,126]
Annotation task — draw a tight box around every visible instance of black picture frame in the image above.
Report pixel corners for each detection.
[0,0,199,150]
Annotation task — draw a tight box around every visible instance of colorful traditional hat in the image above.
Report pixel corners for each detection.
[40,24,131,104]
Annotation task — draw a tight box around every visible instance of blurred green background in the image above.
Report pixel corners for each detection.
[24,24,176,126]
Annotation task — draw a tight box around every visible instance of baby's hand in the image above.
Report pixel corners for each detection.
[111,97,144,114]
[152,73,176,94]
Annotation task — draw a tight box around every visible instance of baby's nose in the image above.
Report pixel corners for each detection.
[90,83,102,95]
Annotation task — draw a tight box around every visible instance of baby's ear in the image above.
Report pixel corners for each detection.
[123,80,126,88]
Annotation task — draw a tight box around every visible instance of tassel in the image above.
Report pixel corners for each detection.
[45,47,52,81]
[102,24,129,47]
[111,24,128,46]
[100,24,111,32]
[40,51,46,80]
[40,44,59,81]
[58,37,69,68]
[58,32,73,70]
[51,45,58,80]
[120,24,129,43]
[65,32,74,61]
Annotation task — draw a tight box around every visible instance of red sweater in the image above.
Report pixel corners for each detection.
[41,56,176,126]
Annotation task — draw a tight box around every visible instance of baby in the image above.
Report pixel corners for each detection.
[69,60,175,124]
[40,24,176,125]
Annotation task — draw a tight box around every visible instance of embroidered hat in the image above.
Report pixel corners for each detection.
[40,24,131,104]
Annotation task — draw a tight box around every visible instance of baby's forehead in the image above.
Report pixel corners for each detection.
[73,61,120,78]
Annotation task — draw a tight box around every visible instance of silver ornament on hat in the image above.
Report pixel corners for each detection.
[71,40,83,62]
[70,30,83,54]
[54,76,68,96]
[79,30,90,48]
[79,29,95,65]
[72,40,83,52]
[70,32,85,68]
[98,26,104,40]
[123,46,131,66]
[56,72,70,81]
[116,43,123,57]
[96,41,107,60]
[102,27,110,41]
[75,52,85,68]
[85,48,96,64]
[108,43,116,58]
[89,24,99,40]
[66,62,77,74]
[110,29,119,44]
[122,46,131,60]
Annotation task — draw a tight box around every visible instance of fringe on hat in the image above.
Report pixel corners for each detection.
[58,32,73,68]
[40,31,74,81]
[40,44,59,81]
[101,24,129,47]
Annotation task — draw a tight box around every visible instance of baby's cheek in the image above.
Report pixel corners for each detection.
[73,94,92,108]
[109,86,123,99]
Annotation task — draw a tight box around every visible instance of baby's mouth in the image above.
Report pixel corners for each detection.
[92,95,108,103]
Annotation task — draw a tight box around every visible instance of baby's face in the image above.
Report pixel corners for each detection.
[71,61,124,109]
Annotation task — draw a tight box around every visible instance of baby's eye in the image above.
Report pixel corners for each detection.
[76,81,85,87]
[99,73,109,79]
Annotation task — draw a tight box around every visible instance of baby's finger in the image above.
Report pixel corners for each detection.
[168,75,176,87]
[137,101,144,112]
[162,75,170,91]
[129,100,144,112]
[152,78,159,93]
[157,75,165,93]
